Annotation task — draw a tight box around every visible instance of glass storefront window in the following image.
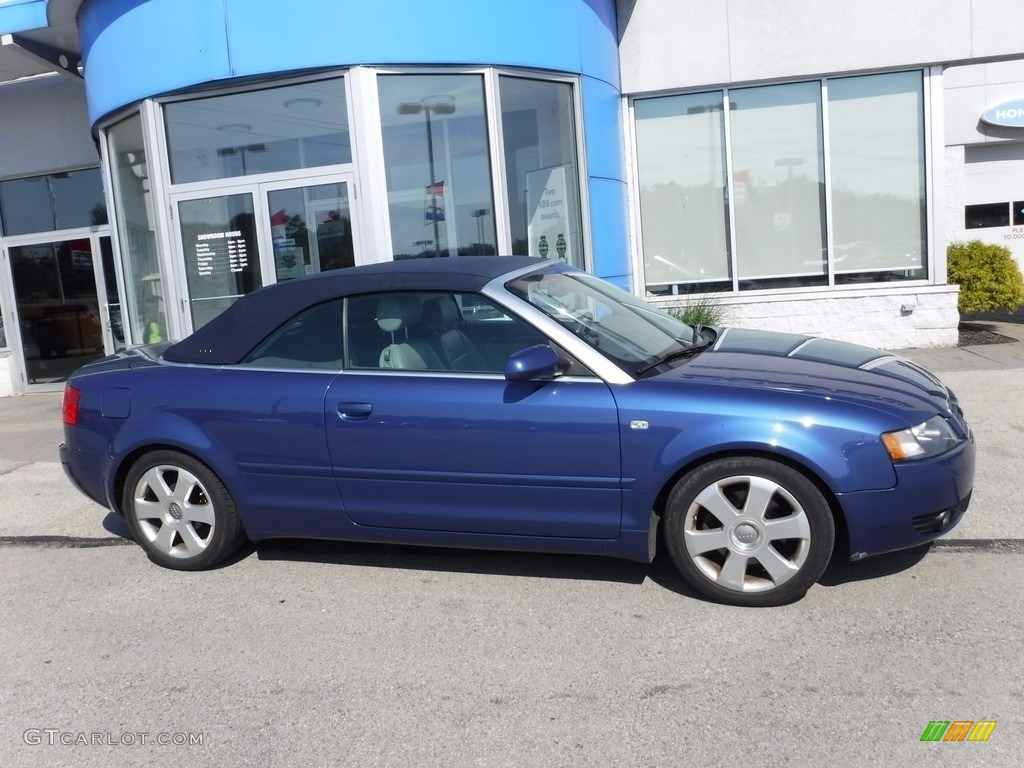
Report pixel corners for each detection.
[378,73,495,259]
[101,68,589,340]
[0,169,107,237]
[731,81,826,289]
[165,78,351,185]
[635,71,929,294]
[634,92,731,293]
[499,76,583,268]
[829,71,927,283]
[107,112,169,345]
[965,203,1009,229]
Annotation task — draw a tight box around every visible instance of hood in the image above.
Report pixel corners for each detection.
[663,328,962,426]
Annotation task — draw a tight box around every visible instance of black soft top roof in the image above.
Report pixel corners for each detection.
[163,255,545,365]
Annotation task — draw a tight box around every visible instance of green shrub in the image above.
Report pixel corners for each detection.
[947,240,1024,313]
[666,294,729,327]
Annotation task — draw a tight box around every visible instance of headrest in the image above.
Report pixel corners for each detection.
[376,294,422,333]
[421,296,459,333]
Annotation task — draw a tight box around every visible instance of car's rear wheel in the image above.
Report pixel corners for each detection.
[122,450,245,570]
[663,457,834,606]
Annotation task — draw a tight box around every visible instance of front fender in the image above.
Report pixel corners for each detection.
[649,415,896,493]
[613,384,900,532]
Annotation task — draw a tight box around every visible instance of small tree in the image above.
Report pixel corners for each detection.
[947,240,1024,313]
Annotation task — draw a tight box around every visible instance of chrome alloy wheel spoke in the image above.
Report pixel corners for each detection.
[684,475,812,593]
[133,465,216,558]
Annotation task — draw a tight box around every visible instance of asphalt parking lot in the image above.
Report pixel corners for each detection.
[1,325,1022,767]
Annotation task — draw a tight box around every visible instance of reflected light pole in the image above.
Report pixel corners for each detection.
[398,96,456,256]
[472,208,489,254]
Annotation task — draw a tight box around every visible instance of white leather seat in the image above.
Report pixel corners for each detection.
[376,295,445,370]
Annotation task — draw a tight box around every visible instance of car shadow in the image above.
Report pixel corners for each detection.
[255,538,651,586]
[818,543,932,586]
[252,538,936,599]
[100,512,257,571]
[101,511,131,538]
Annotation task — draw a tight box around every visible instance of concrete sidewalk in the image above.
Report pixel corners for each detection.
[1,325,1022,545]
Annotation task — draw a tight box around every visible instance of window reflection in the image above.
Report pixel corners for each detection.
[731,81,826,288]
[107,113,168,345]
[500,76,584,267]
[830,71,927,283]
[378,74,495,259]
[10,240,105,384]
[0,169,106,237]
[635,92,731,292]
[268,183,354,281]
[165,79,350,184]
[634,71,928,293]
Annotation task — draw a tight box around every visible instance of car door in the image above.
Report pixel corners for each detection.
[324,290,622,539]
[210,298,349,536]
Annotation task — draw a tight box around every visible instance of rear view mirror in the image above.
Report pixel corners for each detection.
[504,344,562,382]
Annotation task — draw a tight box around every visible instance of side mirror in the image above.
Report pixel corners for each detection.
[504,344,562,382]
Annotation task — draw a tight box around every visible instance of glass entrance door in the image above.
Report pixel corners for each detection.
[265,178,358,282]
[175,191,262,332]
[172,175,359,333]
[98,236,127,353]
[9,237,107,387]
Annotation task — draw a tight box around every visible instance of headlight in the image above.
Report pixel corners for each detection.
[881,416,961,461]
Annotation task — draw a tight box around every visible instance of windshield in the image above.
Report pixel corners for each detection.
[506,266,701,375]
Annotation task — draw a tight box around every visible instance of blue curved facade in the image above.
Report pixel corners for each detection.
[79,0,628,280]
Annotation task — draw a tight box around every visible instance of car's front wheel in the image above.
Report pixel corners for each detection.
[663,457,835,606]
[122,450,245,570]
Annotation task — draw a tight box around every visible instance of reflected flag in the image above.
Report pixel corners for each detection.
[425,180,445,222]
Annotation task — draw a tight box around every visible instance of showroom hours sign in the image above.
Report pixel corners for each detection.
[178,193,262,329]
[194,230,249,276]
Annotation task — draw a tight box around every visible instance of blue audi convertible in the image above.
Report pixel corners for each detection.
[60,256,975,606]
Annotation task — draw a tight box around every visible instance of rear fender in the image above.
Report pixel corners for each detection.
[108,412,230,509]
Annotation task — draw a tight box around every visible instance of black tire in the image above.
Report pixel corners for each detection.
[122,450,245,571]
[663,457,834,607]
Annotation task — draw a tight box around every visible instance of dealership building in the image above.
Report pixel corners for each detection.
[0,0,1023,395]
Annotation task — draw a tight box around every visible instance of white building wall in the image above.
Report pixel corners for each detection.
[945,145,967,245]
[657,286,960,350]
[0,73,98,179]
[944,59,1024,269]
[945,59,1024,146]
[616,0,1024,94]
[618,1,1024,349]
[0,354,11,397]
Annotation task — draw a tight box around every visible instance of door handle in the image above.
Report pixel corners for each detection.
[337,402,372,421]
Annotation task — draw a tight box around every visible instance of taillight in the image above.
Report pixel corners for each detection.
[62,385,81,425]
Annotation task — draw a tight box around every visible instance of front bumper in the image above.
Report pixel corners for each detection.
[836,438,976,559]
